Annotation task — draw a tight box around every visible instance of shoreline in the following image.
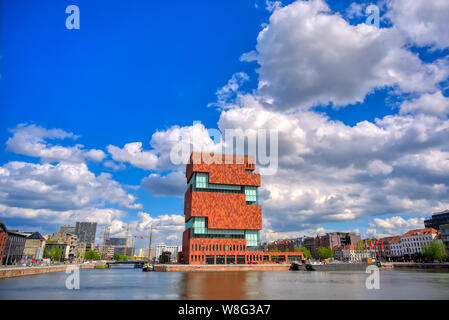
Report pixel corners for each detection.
[0,264,95,279]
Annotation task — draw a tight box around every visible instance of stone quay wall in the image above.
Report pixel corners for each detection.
[154,263,291,272]
[0,264,94,279]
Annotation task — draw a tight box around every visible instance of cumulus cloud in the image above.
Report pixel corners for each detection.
[400,91,449,116]
[366,216,426,238]
[107,142,159,170]
[107,121,221,172]
[216,94,449,234]
[208,72,249,110]
[242,0,448,110]
[386,0,449,50]
[6,124,106,162]
[137,211,185,246]
[141,171,186,197]
[0,161,142,211]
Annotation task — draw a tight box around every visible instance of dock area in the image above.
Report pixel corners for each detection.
[0,264,95,279]
[381,262,449,270]
[153,263,292,272]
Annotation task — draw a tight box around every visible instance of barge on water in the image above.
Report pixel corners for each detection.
[290,261,375,271]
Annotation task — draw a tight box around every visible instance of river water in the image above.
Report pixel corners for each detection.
[1,266,448,299]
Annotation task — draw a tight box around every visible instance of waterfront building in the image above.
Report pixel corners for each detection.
[303,236,319,258]
[77,242,94,260]
[381,236,402,260]
[75,221,97,243]
[95,244,114,259]
[48,231,78,259]
[0,221,8,264]
[438,224,449,254]
[424,210,449,230]
[22,232,46,260]
[320,232,361,249]
[262,238,302,252]
[104,237,135,257]
[45,243,69,260]
[156,244,182,262]
[2,230,27,265]
[400,228,438,256]
[180,152,303,264]
[333,245,376,262]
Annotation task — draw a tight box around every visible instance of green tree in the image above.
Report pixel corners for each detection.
[299,246,312,259]
[422,240,448,262]
[85,250,100,260]
[43,246,50,259]
[317,246,333,259]
[113,253,127,261]
[49,246,62,261]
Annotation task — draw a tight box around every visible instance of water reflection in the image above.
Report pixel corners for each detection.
[180,271,263,299]
[1,268,449,300]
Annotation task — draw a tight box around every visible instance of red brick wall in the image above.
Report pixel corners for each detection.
[185,189,262,229]
[186,153,260,186]
[181,237,304,265]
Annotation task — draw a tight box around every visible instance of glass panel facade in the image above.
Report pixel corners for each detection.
[196,172,209,189]
[245,186,258,204]
[245,230,260,248]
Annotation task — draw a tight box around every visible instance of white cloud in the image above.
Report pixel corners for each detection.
[137,211,185,246]
[386,0,449,50]
[400,91,449,116]
[217,96,449,233]
[107,121,221,172]
[242,0,448,110]
[366,216,426,238]
[141,171,186,197]
[0,161,142,211]
[107,142,158,170]
[208,72,249,109]
[6,124,106,162]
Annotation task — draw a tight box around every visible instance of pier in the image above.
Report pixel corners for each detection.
[0,264,95,279]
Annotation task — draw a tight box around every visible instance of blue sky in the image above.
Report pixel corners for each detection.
[1,0,449,245]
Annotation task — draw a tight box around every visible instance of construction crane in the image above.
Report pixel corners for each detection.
[134,235,153,258]
[122,224,140,258]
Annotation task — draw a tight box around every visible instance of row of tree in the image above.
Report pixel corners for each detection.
[43,247,101,261]
[421,241,448,262]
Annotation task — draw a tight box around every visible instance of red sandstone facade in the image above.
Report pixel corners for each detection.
[180,153,303,265]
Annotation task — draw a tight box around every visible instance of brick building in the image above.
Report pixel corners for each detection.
[180,153,303,264]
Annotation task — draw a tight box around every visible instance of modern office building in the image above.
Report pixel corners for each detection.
[424,210,449,230]
[2,230,27,265]
[180,152,303,264]
[0,221,8,264]
[104,237,135,257]
[75,222,97,243]
[77,242,94,260]
[439,224,449,254]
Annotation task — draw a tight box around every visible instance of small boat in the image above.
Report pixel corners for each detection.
[302,262,372,271]
[289,261,305,271]
[142,264,153,272]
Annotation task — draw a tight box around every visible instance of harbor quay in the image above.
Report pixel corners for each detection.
[153,263,292,272]
[0,263,94,279]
